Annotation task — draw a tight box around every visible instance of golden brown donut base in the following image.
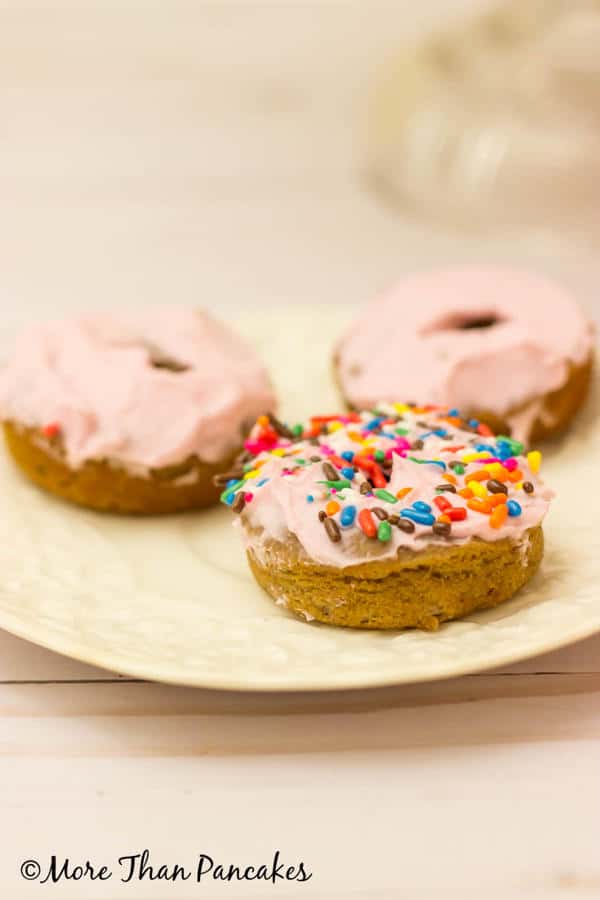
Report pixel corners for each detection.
[247,526,544,631]
[3,421,236,515]
[335,354,593,444]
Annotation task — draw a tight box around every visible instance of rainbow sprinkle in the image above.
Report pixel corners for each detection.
[217,406,546,545]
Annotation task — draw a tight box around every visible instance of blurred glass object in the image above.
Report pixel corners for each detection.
[367,0,600,235]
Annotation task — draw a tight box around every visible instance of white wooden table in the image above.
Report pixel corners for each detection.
[1,2,599,896]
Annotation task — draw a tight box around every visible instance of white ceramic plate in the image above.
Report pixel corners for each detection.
[0,308,599,690]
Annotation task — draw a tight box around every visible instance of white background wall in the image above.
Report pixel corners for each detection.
[2,0,597,344]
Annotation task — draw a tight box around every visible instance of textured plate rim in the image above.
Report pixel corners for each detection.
[0,605,598,692]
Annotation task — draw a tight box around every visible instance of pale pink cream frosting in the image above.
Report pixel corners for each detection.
[336,268,595,444]
[0,307,276,470]
[235,405,553,569]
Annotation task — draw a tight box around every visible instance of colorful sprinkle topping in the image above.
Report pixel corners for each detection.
[216,403,548,548]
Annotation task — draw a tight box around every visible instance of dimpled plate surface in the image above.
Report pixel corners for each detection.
[0,308,599,690]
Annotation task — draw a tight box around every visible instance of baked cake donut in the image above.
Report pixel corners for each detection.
[335,267,595,445]
[0,307,275,514]
[220,404,553,631]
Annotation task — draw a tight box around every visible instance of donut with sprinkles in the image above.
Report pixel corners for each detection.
[219,404,553,631]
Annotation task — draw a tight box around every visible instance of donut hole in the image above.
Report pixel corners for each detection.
[151,357,189,373]
[144,342,190,373]
[457,314,502,331]
[422,311,507,335]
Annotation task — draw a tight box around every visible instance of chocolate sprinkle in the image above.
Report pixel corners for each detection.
[310,455,322,463]
[397,518,416,534]
[318,510,327,522]
[436,483,457,493]
[388,514,400,525]
[487,479,508,494]
[324,517,342,543]
[322,462,339,481]
[411,439,425,451]
[523,481,535,494]
[432,521,451,537]
[360,481,372,495]
[267,412,295,440]
[232,492,246,514]
[372,507,388,520]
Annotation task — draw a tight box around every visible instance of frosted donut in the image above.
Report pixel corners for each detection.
[220,403,553,631]
[0,307,276,514]
[335,267,595,445]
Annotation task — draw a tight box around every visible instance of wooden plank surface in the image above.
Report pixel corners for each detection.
[2,745,600,899]
[3,675,600,755]
[0,1,599,897]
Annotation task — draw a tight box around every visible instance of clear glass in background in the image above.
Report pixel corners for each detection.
[367,0,600,239]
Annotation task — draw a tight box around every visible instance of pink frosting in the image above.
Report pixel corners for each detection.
[336,268,595,443]
[235,405,553,569]
[0,307,276,470]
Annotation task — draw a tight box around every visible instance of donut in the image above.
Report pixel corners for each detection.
[220,404,553,631]
[0,307,276,514]
[335,267,595,445]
